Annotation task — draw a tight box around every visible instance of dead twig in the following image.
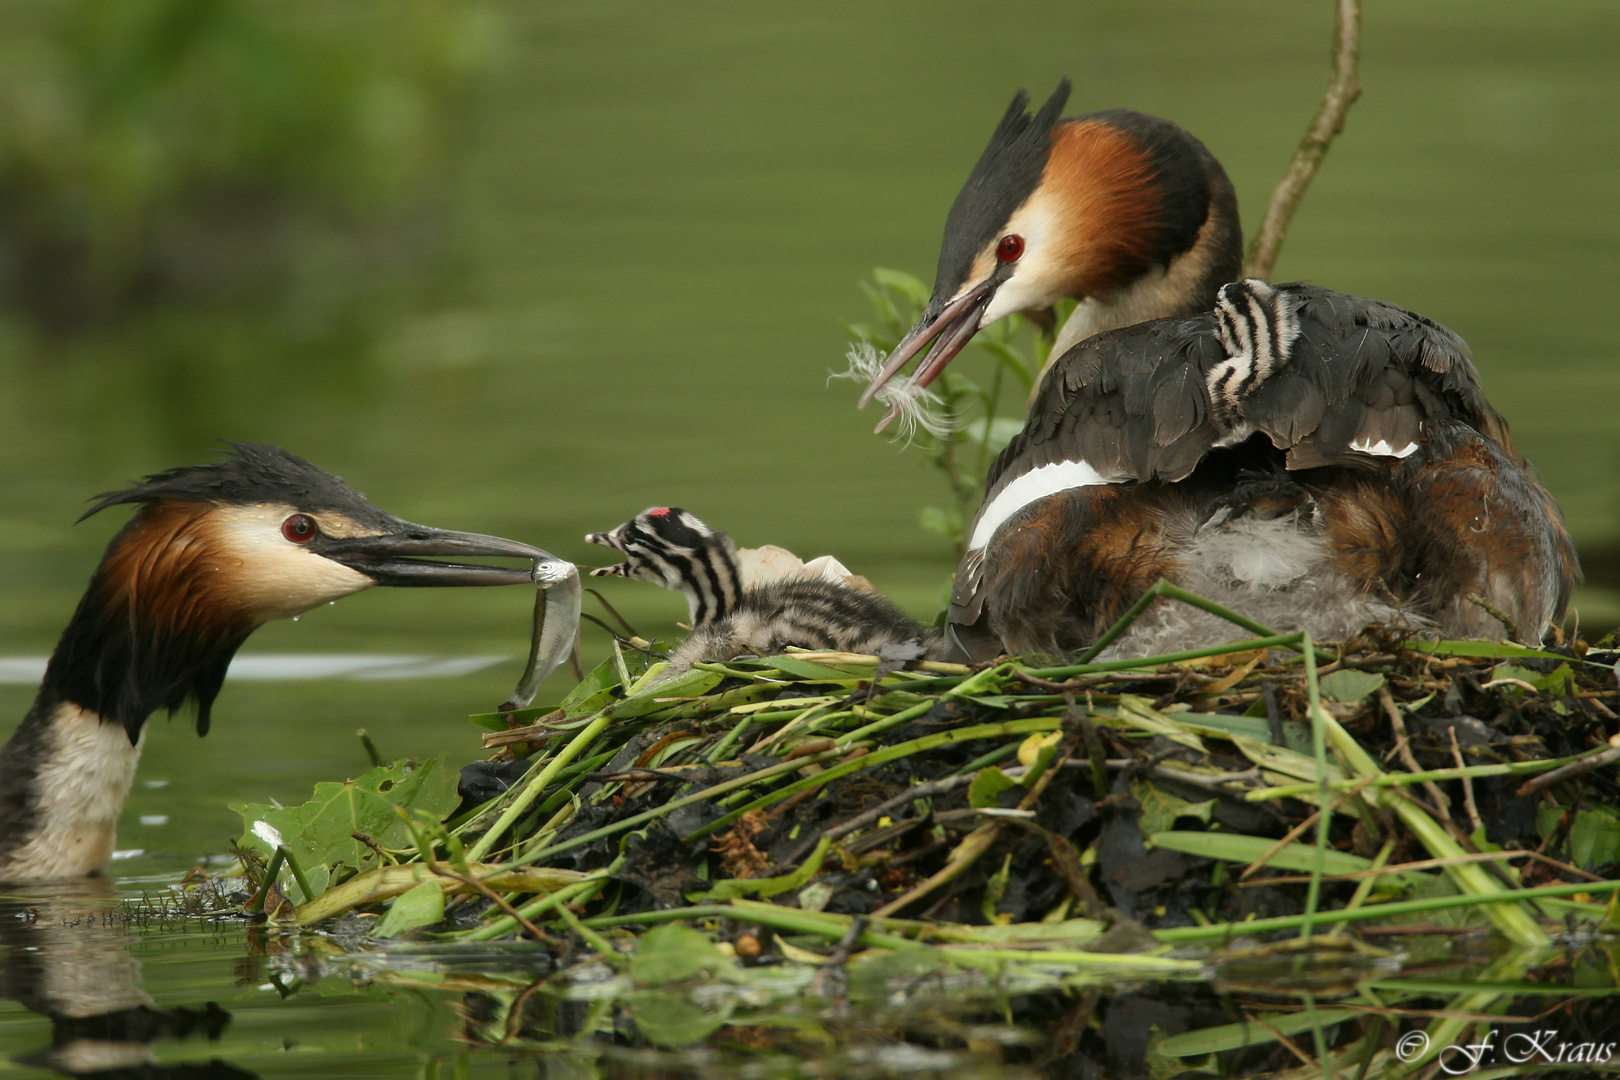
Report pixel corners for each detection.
[1517,743,1620,798]
[1244,0,1363,279]
[1465,592,1521,642]
[1379,687,1454,826]
[1449,725,1485,838]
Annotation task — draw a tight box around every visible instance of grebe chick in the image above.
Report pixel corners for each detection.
[586,507,945,672]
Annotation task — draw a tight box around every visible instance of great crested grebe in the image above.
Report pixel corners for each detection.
[0,443,548,884]
[587,507,944,671]
[857,81,1577,660]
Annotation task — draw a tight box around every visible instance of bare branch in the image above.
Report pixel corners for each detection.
[1243,0,1363,280]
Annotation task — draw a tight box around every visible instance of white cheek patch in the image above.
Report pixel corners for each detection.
[1350,438,1418,459]
[979,201,1061,326]
[969,459,1119,551]
[210,505,375,619]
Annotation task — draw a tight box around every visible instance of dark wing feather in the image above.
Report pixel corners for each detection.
[954,283,1504,633]
[1240,285,1493,468]
[982,316,1225,498]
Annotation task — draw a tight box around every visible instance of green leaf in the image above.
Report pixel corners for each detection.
[1112,696,1206,752]
[609,669,723,718]
[1540,804,1620,870]
[968,766,1020,809]
[1169,711,1276,743]
[374,878,444,938]
[764,656,874,682]
[563,655,624,709]
[1156,1009,1360,1056]
[630,989,731,1047]
[1131,779,1214,837]
[871,266,929,307]
[1409,640,1587,664]
[232,757,459,897]
[1319,668,1385,702]
[981,853,1014,924]
[630,925,737,986]
[1149,831,1433,889]
[918,504,961,539]
[1531,663,1576,696]
[687,837,834,903]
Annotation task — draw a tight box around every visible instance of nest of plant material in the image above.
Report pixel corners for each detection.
[433,620,1619,931]
[227,594,1620,1077]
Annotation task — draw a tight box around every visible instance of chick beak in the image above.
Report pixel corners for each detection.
[856,277,997,432]
[584,528,631,577]
[317,523,548,586]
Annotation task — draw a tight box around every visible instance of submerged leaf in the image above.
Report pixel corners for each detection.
[631,925,738,987]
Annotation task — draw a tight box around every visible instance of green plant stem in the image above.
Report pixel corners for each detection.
[466,866,619,943]
[466,709,614,864]
[1076,581,1285,664]
[689,717,1062,841]
[554,899,625,967]
[1249,753,1586,800]
[1154,878,1616,943]
[1314,702,1550,947]
[246,847,286,912]
[501,747,851,869]
[1301,634,1330,939]
[281,845,317,903]
[1027,633,1305,681]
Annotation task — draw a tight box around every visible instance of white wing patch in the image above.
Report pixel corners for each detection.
[969,459,1118,551]
[1350,437,1418,459]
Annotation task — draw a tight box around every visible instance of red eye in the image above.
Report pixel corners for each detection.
[282,514,317,543]
[996,234,1025,262]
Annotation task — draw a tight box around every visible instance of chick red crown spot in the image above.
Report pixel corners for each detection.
[648,507,671,518]
[996,234,1025,263]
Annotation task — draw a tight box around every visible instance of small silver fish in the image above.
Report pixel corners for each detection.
[500,555,582,712]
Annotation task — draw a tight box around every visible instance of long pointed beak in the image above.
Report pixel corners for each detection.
[317,524,549,587]
[856,278,997,414]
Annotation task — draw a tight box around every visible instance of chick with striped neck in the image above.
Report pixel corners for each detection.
[587,508,944,673]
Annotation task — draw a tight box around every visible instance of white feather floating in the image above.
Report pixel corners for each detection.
[829,341,956,445]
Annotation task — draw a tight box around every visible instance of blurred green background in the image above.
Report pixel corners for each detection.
[1,0,1617,871]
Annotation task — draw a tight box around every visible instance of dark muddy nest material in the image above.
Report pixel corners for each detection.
[442,623,1620,943]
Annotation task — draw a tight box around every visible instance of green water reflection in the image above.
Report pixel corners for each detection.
[2,1,1619,1075]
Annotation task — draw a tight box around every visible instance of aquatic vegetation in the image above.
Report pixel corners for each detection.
[228,585,1620,1075]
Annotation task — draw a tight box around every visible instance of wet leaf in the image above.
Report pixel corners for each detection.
[1113,696,1207,752]
[1149,831,1431,889]
[1538,804,1620,870]
[231,758,459,897]
[374,878,444,938]
[631,989,732,1047]
[688,837,833,902]
[1131,779,1214,837]
[611,669,723,717]
[631,924,737,986]
[1319,669,1385,702]
[1156,1008,1359,1056]
[968,766,1019,809]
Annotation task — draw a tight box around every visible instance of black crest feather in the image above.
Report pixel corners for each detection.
[81,441,387,526]
[931,79,1071,309]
